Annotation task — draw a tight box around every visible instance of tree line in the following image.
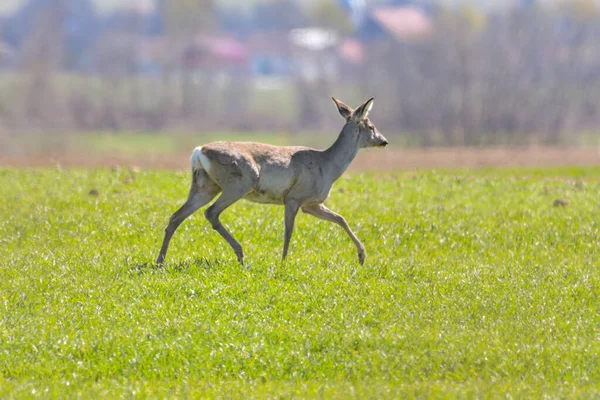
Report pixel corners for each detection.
[0,0,599,147]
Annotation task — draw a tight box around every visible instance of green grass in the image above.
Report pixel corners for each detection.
[1,166,599,398]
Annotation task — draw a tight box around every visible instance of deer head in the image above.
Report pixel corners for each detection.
[332,97,389,148]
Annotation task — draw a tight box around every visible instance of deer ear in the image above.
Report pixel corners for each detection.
[332,97,353,121]
[352,98,374,122]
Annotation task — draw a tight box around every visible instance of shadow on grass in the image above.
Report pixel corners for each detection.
[125,257,227,276]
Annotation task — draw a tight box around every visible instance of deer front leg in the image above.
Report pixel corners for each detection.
[302,204,366,265]
[282,201,300,261]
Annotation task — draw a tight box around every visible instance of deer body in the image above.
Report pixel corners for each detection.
[156,98,388,265]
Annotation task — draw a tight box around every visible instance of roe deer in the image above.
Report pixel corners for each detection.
[156,97,388,265]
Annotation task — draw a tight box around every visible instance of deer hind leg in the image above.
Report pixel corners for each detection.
[156,169,220,264]
[302,203,366,265]
[204,187,251,265]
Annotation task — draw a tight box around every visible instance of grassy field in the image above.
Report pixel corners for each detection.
[1,166,599,398]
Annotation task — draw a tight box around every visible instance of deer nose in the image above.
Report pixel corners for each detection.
[381,140,389,147]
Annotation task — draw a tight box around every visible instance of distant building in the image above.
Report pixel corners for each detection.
[182,35,248,72]
[245,32,295,78]
[372,6,432,40]
[358,5,433,41]
[134,34,248,76]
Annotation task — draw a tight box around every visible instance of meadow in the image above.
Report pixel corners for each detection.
[1,165,599,398]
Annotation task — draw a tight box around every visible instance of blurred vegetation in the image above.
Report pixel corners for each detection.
[0,1,600,148]
[164,0,215,37]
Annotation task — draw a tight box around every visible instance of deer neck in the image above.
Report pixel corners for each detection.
[323,122,360,182]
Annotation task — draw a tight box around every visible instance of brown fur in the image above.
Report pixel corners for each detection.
[156,97,388,265]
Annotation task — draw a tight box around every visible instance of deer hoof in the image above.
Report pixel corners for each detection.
[358,249,366,265]
[235,251,244,265]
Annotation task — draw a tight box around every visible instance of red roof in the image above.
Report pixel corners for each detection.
[371,6,433,41]
[338,39,364,64]
[195,37,248,62]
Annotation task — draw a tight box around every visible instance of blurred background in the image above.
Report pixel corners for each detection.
[0,0,599,167]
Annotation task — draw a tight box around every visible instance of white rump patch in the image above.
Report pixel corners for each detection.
[190,146,212,172]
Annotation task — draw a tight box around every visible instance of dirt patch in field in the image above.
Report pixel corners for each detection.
[353,146,600,170]
[1,146,599,171]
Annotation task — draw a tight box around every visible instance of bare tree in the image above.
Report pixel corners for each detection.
[22,0,66,125]
[163,0,216,119]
